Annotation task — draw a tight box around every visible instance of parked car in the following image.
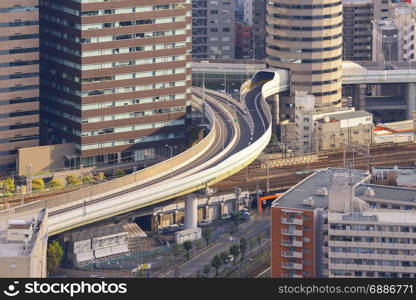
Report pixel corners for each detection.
[198,219,212,227]
[167,224,179,233]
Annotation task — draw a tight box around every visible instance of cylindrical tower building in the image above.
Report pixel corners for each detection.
[266,0,343,113]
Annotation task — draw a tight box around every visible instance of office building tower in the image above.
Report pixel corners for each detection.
[266,0,343,121]
[0,0,40,173]
[40,0,192,167]
[192,0,236,59]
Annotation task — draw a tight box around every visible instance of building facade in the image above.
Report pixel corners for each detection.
[235,21,252,59]
[266,0,343,119]
[244,0,266,59]
[342,0,373,61]
[0,208,48,278]
[40,0,192,167]
[0,0,40,173]
[271,168,371,278]
[192,0,236,60]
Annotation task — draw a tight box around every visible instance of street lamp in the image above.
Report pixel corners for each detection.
[165,144,177,179]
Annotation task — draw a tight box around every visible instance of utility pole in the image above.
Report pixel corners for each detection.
[234,187,241,235]
[266,160,270,193]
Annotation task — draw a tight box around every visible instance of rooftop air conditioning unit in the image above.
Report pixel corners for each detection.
[364,187,375,197]
[302,197,315,207]
[316,187,328,196]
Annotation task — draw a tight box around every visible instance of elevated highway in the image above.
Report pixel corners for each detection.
[0,88,272,235]
[192,61,416,86]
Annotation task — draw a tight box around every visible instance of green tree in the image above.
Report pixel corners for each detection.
[47,241,63,273]
[114,169,126,178]
[202,227,212,246]
[183,240,193,260]
[249,238,255,253]
[203,264,211,277]
[31,178,45,191]
[220,250,230,270]
[65,175,81,186]
[94,172,105,182]
[48,179,64,190]
[229,244,240,265]
[82,175,93,185]
[211,254,222,277]
[1,177,15,193]
[239,237,248,260]
[257,233,264,245]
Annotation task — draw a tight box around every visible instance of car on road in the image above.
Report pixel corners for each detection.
[198,219,212,227]
[220,212,232,220]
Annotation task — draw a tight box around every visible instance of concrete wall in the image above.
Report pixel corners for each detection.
[17,143,76,176]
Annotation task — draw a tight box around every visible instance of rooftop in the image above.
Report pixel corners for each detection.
[272,168,370,210]
[0,209,46,257]
[71,224,126,242]
[330,110,372,121]
[356,183,416,203]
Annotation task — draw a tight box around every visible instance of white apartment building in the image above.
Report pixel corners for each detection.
[326,176,416,278]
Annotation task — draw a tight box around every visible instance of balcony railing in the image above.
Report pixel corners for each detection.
[281,263,303,270]
[281,229,303,236]
[281,217,303,225]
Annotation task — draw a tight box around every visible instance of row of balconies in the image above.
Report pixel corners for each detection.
[328,240,416,250]
[329,251,416,261]
[329,263,416,273]
[328,229,416,238]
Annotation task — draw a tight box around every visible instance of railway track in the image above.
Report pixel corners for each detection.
[214,143,416,192]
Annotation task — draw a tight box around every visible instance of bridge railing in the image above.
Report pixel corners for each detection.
[47,87,273,234]
[0,102,218,218]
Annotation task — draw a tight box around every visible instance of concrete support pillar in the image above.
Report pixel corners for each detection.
[174,210,179,224]
[220,202,225,215]
[204,206,209,220]
[117,152,122,164]
[185,193,198,229]
[405,83,416,119]
[354,84,366,110]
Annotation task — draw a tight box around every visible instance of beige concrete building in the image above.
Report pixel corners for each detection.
[266,0,343,119]
[315,110,373,151]
[293,91,372,154]
[17,143,76,176]
[0,208,47,278]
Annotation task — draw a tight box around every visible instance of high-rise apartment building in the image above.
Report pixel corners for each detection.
[244,0,266,59]
[192,0,236,59]
[271,168,370,278]
[40,0,192,167]
[0,0,40,173]
[372,0,391,21]
[272,167,416,278]
[342,0,373,61]
[266,0,343,121]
